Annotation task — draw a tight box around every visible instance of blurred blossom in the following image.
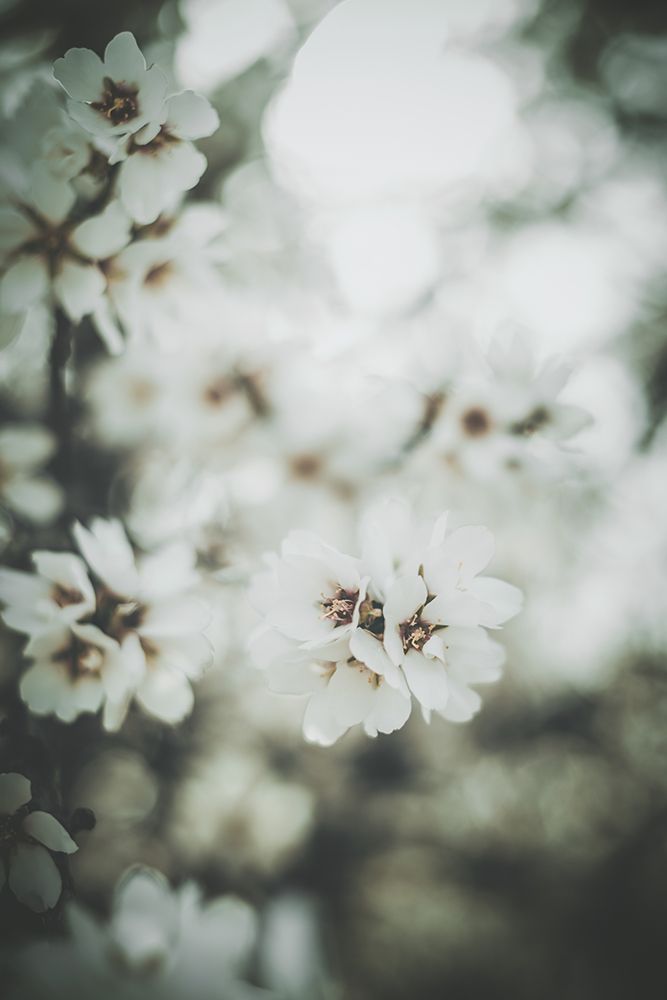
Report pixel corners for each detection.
[175,0,297,93]
[9,867,264,999]
[264,0,518,204]
[170,748,314,874]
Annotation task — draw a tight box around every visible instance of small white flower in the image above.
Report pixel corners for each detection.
[0,772,78,913]
[73,518,212,725]
[53,32,168,141]
[0,165,132,333]
[20,623,142,730]
[0,424,63,524]
[0,549,95,635]
[112,90,219,225]
[416,334,592,484]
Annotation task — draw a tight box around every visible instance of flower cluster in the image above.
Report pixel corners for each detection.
[9,866,261,999]
[0,32,219,352]
[0,772,78,913]
[250,500,522,746]
[0,518,211,729]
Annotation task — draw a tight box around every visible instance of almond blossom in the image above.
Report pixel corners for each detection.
[249,500,522,744]
[53,32,168,142]
[0,519,211,730]
[0,772,78,912]
[11,866,262,999]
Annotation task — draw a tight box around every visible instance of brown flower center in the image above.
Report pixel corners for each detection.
[461,406,492,437]
[320,587,359,627]
[400,613,435,653]
[91,77,139,125]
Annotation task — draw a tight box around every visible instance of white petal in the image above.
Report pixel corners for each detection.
[139,596,210,638]
[0,311,26,349]
[438,678,482,723]
[469,577,523,626]
[0,256,49,312]
[402,649,449,711]
[73,518,139,596]
[104,32,146,81]
[9,842,62,912]
[364,684,411,736]
[53,260,105,322]
[0,424,54,469]
[349,627,406,691]
[70,201,132,259]
[30,163,76,225]
[383,574,427,627]
[32,551,94,607]
[165,91,219,139]
[22,811,78,854]
[302,688,347,746]
[0,207,36,254]
[0,772,31,815]
[326,663,375,727]
[91,298,124,354]
[437,525,495,581]
[118,142,206,225]
[136,666,194,723]
[53,46,105,100]
[424,590,490,628]
[3,476,63,524]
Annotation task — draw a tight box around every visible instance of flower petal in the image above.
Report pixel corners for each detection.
[70,200,132,259]
[9,842,62,912]
[53,260,106,322]
[165,91,219,140]
[104,31,146,81]
[401,649,449,710]
[53,46,105,101]
[136,666,194,723]
[0,256,49,313]
[0,772,31,815]
[22,811,78,854]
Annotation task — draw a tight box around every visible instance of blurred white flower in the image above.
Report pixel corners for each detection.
[0,549,95,635]
[0,167,132,336]
[0,771,77,913]
[0,424,62,523]
[11,866,262,998]
[73,518,212,725]
[410,334,591,486]
[53,32,168,141]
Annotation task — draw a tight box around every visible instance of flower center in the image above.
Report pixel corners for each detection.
[461,406,492,437]
[509,406,550,436]
[51,584,84,608]
[400,613,435,653]
[53,636,104,679]
[144,261,173,288]
[320,587,358,627]
[92,77,139,125]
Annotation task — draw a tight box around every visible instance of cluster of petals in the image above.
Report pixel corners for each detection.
[11,866,259,999]
[250,499,522,746]
[0,518,211,730]
[0,772,78,913]
[0,32,218,353]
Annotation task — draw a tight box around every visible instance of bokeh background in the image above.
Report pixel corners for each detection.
[2,0,667,997]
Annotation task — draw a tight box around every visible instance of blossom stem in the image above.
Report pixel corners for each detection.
[49,308,74,480]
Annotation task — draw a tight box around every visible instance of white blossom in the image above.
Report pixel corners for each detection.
[0,772,77,913]
[250,500,521,744]
[53,32,168,142]
[0,424,63,524]
[10,866,262,999]
[111,90,219,225]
